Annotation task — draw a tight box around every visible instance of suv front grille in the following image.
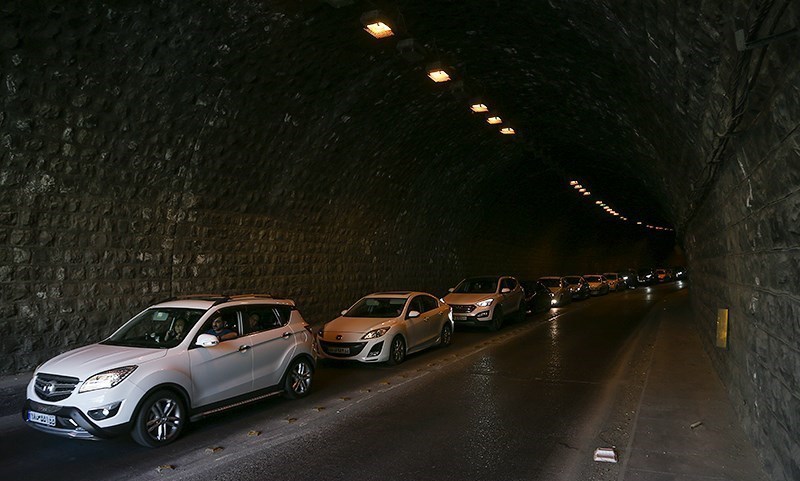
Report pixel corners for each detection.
[450,304,476,313]
[35,373,80,402]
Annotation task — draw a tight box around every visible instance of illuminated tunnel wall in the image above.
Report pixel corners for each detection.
[0,1,797,479]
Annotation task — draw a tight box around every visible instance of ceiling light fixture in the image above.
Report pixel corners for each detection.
[486,116,502,125]
[569,181,579,186]
[426,61,452,82]
[500,127,515,135]
[470,103,489,113]
[573,184,582,189]
[583,191,591,196]
[579,188,586,193]
[361,10,394,38]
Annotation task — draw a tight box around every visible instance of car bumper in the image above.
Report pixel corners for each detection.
[318,338,389,363]
[22,399,131,440]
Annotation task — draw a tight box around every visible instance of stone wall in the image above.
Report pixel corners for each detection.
[681,5,800,481]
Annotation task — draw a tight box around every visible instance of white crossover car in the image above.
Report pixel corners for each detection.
[317,291,453,365]
[23,295,316,447]
[443,276,525,331]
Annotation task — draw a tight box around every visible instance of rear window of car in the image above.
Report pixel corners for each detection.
[538,278,561,287]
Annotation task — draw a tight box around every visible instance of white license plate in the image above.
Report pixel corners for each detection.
[454,316,467,321]
[327,346,350,354]
[28,411,56,426]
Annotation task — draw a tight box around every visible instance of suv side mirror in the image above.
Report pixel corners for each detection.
[341,309,348,316]
[407,310,420,319]
[448,287,455,293]
[195,333,219,348]
[501,287,511,293]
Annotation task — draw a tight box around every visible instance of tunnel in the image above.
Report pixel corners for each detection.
[1,0,798,479]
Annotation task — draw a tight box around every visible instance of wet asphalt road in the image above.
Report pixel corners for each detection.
[0,283,685,481]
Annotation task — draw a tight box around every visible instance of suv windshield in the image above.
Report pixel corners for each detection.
[346,298,408,318]
[563,277,582,285]
[453,277,499,294]
[584,276,602,282]
[102,307,206,349]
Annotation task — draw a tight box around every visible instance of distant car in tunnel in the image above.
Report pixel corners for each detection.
[564,276,591,300]
[583,275,611,295]
[603,272,624,291]
[317,291,453,365]
[655,268,673,282]
[22,295,316,447]
[443,275,525,331]
[617,268,639,288]
[535,276,572,307]
[520,280,555,313]
[637,268,656,285]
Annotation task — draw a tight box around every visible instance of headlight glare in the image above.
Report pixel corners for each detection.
[362,327,390,340]
[476,298,494,307]
[79,366,137,393]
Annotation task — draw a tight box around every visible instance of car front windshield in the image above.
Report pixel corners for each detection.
[102,307,206,349]
[539,278,561,288]
[346,298,407,318]
[584,276,601,282]
[453,277,499,294]
[564,277,581,285]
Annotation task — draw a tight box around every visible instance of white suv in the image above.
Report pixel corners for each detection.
[443,276,525,331]
[22,294,316,447]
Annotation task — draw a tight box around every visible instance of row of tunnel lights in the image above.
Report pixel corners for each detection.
[569,181,674,232]
[360,7,672,233]
[362,11,516,136]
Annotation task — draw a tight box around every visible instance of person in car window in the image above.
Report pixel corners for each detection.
[167,318,188,341]
[206,316,238,341]
[247,313,261,332]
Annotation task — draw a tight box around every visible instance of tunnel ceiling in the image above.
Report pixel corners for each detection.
[265,0,738,230]
[5,0,782,252]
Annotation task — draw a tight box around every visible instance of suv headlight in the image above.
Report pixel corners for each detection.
[362,327,390,340]
[475,298,494,307]
[79,366,138,393]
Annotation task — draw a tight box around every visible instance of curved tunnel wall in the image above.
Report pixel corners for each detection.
[0,1,797,480]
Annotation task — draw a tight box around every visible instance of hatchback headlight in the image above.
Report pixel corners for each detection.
[475,298,494,307]
[79,366,138,393]
[362,327,390,340]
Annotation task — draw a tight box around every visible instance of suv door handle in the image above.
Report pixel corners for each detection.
[238,344,251,352]
[282,332,293,339]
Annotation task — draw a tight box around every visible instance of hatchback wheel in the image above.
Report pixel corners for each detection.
[131,389,185,448]
[386,335,406,365]
[439,323,453,347]
[283,357,314,399]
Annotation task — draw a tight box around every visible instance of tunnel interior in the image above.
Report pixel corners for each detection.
[1,1,798,479]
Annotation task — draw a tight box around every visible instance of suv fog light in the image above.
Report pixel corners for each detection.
[476,311,489,318]
[367,342,384,357]
[87,402,121,421]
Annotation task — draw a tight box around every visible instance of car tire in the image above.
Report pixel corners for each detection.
[439,323,453,347]
[131,389,186,448]
[488,308,503,331]
[283,357,314,399]
[386,335,406,365]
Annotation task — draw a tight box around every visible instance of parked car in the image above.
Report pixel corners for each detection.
[672,266,687,280]
[536,276,572,307]
[637,268,656,285]
[655,268,673,282]
[584,275,610,295]
[617,268,639,288]
[23,295,316,447]
[564,275,591,300]
[443,276,525,331]
[603,272,624,291]
[520,280,555,313]
[317,291,452,365]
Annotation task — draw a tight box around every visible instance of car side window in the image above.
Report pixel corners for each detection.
[507,278,518,290]
[199,307,241,342]
[244,305,291,334]
[408,297,425,315]
[420,296,438,312]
